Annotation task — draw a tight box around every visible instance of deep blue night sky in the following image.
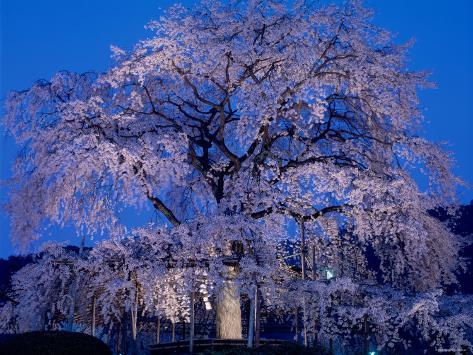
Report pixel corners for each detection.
[1,0,472,257]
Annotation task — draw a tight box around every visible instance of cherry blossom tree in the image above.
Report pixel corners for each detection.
[3,240,472,353]
[3,0,465,341]
[0,243,82,333]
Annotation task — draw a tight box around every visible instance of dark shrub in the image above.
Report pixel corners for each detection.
[0,331,111,355]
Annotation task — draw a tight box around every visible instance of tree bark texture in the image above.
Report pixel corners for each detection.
[216,268,242,339]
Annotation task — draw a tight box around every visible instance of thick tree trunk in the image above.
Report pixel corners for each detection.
[216,273,242,339]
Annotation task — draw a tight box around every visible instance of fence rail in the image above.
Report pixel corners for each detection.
[149,338,287,354]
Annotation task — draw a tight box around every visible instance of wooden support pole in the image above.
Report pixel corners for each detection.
[92,295,96,337]
[311,244,316,280]
[189,291,195,354]
[300,220,308,347]
[363,314,369,355]
[131,290,138,341]
[254,288,261,348]
[156,317,161,344]
[247,288,255,348]
[300,220,306,280]
[172,322,176,342]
